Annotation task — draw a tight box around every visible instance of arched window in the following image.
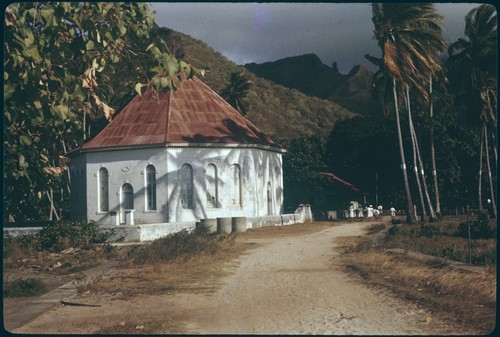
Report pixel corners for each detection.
[146,165,156,210]
[232,164,242,207]
[267,181,273,215]
[122,183,134,210]
[206,164,218,208]
[98,168,109,212]
[179,164,193,209]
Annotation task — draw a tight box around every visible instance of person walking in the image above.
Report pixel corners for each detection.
[349,204,355,220]
[390,207,396,217]
[367,205,374,218]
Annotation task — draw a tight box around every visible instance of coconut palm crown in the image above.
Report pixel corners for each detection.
[371,3,446,104]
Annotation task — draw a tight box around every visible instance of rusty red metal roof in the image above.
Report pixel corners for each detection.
[82,76,283,151]
[320,172,369,195]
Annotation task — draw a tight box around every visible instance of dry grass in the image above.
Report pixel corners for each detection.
[86,239,256,299]
[238,221,336,239]
[336,223,497,334]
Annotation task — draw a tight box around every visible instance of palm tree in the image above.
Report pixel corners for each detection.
[428,75,442,218]
[221,72,252,116]
[367,3,445,223]
[447,4,497,218]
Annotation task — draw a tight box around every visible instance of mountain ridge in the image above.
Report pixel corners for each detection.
[244,54,382,116]
[156,27,357,140]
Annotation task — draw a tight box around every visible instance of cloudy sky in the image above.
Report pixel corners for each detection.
[151,2,483,73]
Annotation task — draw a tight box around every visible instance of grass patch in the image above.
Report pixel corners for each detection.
[365,223,386,235]
[337,216,496,334]
[129,227,235,265]
[383,217,496,266]
[3,278,47,298]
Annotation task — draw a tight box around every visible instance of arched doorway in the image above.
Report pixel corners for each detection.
[120,183,134,223]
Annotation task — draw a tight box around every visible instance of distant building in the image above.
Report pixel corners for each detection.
[68,76,285,227]
[319,172,369,209]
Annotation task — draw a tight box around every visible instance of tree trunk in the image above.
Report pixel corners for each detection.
[413,125,437,221]
[405,87,427,222]
[46,188,60,221]
[407,84,436,220]
[428,76,442,218]
[83,112,87,141]
[483,124,497,218]
[478,126,484,213]
[62,140,71,193]
[492,131,498,169]
[393,79,415,224]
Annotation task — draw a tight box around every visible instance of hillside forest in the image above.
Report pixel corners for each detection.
[3,3,497,224]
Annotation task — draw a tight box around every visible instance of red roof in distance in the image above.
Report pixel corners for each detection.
[320,172,369,195]
[82,76,283,151]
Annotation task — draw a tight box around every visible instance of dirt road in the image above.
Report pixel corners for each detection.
[11,221,458,334]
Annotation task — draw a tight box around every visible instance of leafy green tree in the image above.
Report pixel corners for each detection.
[367,3,446,223]
[281,135,328,212]
[4,2,195,222]
[221,72,252,116]
[447,4,497,218]
[326,114,403,209]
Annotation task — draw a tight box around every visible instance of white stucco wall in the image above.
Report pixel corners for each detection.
[70,145,283,226]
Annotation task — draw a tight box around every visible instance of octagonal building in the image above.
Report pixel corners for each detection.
[68,76,285,231]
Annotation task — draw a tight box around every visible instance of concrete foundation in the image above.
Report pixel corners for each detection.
[198,218,217,233]
[232,217,247,233]
[217,217,232,234]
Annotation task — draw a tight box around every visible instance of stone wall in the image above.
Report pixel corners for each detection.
[3,227,43,238]
[3,205,314,243]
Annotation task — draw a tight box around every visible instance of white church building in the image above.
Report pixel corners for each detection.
[68,76,308,241]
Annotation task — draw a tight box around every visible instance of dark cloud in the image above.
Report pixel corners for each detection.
[152,2,482,74]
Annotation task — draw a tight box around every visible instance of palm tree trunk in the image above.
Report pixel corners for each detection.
[492,129,498,166]
[483,124,497,218]
[413,127,437,221]
[478,125,484,213]
[428,76,442,218]
[393,79,415,224]
[405,87,427,222]
[406,84,437,220]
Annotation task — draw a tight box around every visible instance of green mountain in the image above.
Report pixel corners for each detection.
[156,28,356,140]
[244,54,382,116]
[327,64,382,116]
[245,54,346,98]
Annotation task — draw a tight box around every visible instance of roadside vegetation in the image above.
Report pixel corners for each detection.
[3,222,237,299]
[337,216,496,334]
[3,221,113,298]
[128,226,235,265]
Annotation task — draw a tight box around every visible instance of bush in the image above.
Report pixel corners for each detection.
[386,225,400,238]
[3,278,47,298]
[456,219,494,239]
[3,235,41,259]
[418,223,441,238]
[366,223,386,235]
[131,229,233,264]
[39,220,108,251]
[3,236,43,269]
